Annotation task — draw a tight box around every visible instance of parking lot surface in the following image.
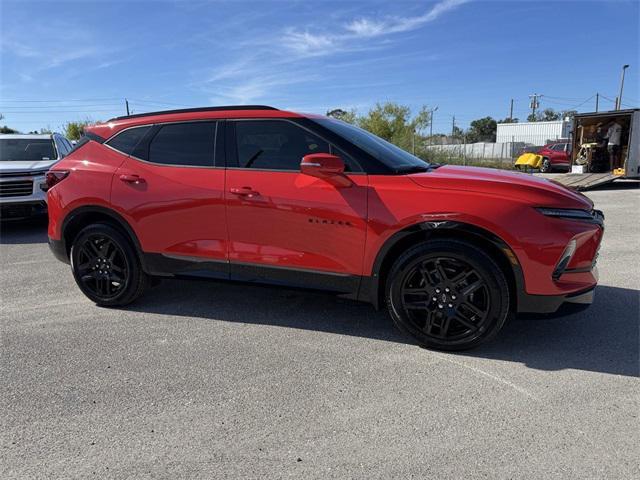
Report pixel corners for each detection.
[1,183,639,479]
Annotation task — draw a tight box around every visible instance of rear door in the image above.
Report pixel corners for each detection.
[224,119,368,290]
[110,121,228,277]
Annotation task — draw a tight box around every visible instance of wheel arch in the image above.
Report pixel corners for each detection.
[60,206,143,264]
[360,221,525,311]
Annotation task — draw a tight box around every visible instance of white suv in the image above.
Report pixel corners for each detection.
[0,133,73,220]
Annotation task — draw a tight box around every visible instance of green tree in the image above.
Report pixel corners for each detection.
[326,108,357,124]
[466,116,497,142]
[0,125,19,133]
[541,108,560,121]
[527,108,561,122]
[63,120,94,140]
[357,102,430,152]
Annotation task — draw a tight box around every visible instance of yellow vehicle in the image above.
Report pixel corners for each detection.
[514,152,543,171]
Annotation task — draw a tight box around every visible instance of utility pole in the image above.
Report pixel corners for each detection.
[528,93,541,120]
[509,98,514,120]
[125,99,130,116]
[451,115,456,139]
[615,64,630,110]
[429,106,438,143]
[595,93,599,112]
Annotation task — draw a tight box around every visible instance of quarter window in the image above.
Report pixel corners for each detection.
[106,126,151,155]
[234,120,330,170]
[148,122,216,167]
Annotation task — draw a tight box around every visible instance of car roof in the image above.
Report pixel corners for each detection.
[0,134,55,139]
[89,105,321,140]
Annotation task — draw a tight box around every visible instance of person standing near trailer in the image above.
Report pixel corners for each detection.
[606,120,623,168]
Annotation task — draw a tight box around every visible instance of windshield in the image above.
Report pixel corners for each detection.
[0,138,57,162]
[313,118,430,172]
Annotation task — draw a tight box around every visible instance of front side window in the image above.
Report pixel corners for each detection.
[106,126,151,155]
[234,120,330,170]
[312,117,430,173]
[148,122,216,167]
[0,138,56,161]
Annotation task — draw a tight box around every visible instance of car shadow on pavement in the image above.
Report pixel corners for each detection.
[469,285,639,377]
[131,280,639,377]
[132,278,408,344]
[0,217,48,244]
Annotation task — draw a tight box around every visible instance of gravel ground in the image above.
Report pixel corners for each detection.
[1,182,638,479]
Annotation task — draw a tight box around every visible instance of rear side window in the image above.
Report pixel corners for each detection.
[106,126,151,155]
[148,122,216,167]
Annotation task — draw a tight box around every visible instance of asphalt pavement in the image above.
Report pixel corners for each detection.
[1,182,638,479]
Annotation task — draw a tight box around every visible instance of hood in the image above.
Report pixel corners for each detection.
[409,165,593,209]
[0,159,59,173]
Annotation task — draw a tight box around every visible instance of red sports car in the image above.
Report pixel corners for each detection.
[46,106,604,350]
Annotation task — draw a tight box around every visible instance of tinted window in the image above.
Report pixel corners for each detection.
[235,120,330,170]
[106,126,151,155]
[0,138,56,161]
[313,118,430,172]
[149,122,216,167]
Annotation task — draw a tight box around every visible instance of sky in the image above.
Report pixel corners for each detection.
[1,0,638,134]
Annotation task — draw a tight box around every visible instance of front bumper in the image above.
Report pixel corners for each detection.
[0,171,48,220]
[518,284,596,314]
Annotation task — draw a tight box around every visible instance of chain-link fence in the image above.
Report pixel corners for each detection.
[424,141,527,169]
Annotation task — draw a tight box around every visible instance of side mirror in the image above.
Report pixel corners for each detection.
[300,153,351,187]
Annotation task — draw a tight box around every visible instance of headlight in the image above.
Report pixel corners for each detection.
[536,207,594,220]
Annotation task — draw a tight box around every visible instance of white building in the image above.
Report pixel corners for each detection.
[496,120,572,145]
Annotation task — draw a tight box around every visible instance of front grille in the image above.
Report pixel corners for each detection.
[0,170,48,178]
[0,180,34,197]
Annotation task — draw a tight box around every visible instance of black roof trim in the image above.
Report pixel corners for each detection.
[108,105,279,122]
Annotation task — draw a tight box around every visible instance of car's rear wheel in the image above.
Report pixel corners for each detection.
[539,158,552,173]
[70,223,148,306]
[386,239,510,351]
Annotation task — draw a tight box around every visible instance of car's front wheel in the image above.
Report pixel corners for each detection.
[386,239,510,351]
[70,223,148,306]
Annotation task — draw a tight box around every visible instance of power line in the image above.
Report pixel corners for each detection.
[0,103,123,110]
[0,97,123,103]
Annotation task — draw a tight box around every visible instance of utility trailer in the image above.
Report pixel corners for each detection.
[535,109,639,190]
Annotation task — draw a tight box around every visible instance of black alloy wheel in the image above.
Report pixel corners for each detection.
[70,223,148,306]
[387,239,510,350]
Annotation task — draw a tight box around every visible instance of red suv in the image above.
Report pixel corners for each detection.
[538,141,571,173]
[46,106,604,350]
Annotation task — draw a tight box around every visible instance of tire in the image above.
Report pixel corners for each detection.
[539,158,551,173]
[386,239,510,351]
[70,223,148,306]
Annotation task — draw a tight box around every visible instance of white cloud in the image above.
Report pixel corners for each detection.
[195,0,469,107]
[284,0,471,56]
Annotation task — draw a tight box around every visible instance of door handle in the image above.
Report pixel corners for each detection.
[119,174,145,184]
[229,186,259,198]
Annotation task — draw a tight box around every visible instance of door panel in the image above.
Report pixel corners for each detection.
[225,170,368,275]
[112,159,227,260]
[109,121,228,266]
